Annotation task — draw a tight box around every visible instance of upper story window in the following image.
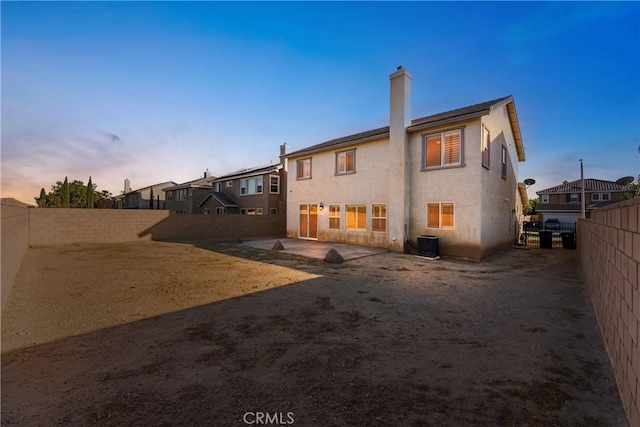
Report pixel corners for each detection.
[176,189,187,200]
[541,194,549,203]
[591,193,610,202]
[501,145,507,179]
[424,128,463,170]
[569,193,580,203]
[482,125,490,169]
[225,181,233,188]
[167,191,173,202]
[214,182,221,192]
[336,149,356,175]
[240,176,263,195]
[297,158,312,180]
[269,175,280,194]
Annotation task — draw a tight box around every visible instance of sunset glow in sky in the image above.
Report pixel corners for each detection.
[2,2,639,203]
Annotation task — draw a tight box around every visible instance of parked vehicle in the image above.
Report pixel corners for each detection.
[544,218,561,230]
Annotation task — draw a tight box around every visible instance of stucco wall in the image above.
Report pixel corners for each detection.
[29,209,285,246]
[578,198,640,426]
[408,120,483,260]
[479,103,521,257]
[286,138,390,248]
[1,203,30,309]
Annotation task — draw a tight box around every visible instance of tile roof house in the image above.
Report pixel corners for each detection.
[122,180,177,209]
[163,171,214,214]
[283,66,527,261]
[199,162,285,216]
[536,178,628,222]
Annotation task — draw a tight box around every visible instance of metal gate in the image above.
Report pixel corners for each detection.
[521,221,576,249]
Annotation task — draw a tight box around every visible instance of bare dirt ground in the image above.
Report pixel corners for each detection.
[1,241,628,426]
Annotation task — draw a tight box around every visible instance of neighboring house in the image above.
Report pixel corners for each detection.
[163,171,214,214]
[123,180,177,209]
[535,178,627,223]
[199,162,285,216]
[284,66,527,260]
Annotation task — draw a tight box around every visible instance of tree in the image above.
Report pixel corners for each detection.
[622,183,639,200]
[524,198,537,216]
[35,178,112,208]
[63,177,70,208]
[86,176,94,209]
[36,188,48,207]
[149,188,154,210]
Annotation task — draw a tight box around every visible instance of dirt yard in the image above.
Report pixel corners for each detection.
[1,241,628,426]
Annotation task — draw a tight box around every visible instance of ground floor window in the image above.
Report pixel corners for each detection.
[427,202,455,229]
[372,204,387,232]
[329,205,340,229]
[346,205,366,230]
[216,207,225,214]
[270,207,278,215]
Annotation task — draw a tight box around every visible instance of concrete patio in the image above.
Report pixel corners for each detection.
[241,238,388,261]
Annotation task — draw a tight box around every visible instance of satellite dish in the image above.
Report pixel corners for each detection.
[524,178,536,187]
[616,176,634,186]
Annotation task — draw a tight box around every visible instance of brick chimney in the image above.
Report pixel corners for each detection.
[388,66,412,252]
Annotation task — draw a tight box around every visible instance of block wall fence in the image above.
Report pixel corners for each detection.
[1,208,285,309]
[578,197,640,426]
[1,202,30,309]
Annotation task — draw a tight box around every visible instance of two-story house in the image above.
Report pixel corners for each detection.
[199,163,286,216]
[123,179,177,209]
[163,171,214,214]
[536,178,628,223]
[283,66,526,261]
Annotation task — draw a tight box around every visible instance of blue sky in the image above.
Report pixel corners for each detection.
[2,1,639,203]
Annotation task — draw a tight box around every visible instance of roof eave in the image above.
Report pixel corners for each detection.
[286,131,390,159]
[505,100,525,162]
[407,110,488,133]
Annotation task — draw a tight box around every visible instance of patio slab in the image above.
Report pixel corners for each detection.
[241,238,388,261]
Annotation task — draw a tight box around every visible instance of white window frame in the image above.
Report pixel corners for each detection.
[226,181,233,188]
[256,208,263,216]
[501,145,507,179]
[345,205,367,230]
[541,194,549,203]
[423,127,464,170]
[297,158,312,180]
[426,202,455,230]
[240,176,263,195]
[372,204,387,232]
[329,205,340,229]
[482,125,490,169]
[214,182,221,192]
[336,149,356,175]
[592,193,610,202]
[569,193,580,203]
[269,175,280,194]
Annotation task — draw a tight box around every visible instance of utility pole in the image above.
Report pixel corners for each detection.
[580,159,586,219]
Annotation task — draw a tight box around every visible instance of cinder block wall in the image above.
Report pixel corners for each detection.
[28,209,285,247]
[578,197,640,426]
[1,202,30,309]
[29,209,170,246]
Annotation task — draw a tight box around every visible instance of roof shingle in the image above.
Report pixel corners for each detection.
[537,179,627,194]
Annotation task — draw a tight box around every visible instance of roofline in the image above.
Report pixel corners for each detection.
[285,96,525,161]
[286,128,389,159]
[162,184,212,192]
[212,164,282,182]
[125,181,178,194]
[517,182,528,207]
[501,97,525,162]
